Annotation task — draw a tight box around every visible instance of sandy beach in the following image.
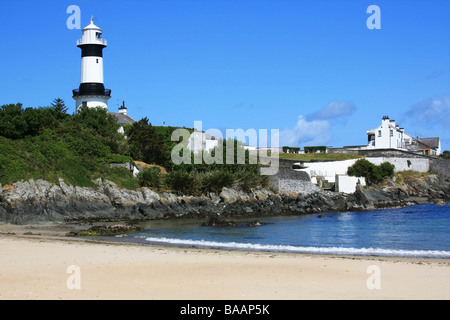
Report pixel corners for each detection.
[0,223,449,300]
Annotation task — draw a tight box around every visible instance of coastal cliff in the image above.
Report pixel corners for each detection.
[0,173,449,225]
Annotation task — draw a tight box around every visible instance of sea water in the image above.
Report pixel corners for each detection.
[119,203,450,258]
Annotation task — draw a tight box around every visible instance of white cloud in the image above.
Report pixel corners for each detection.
[307,101,356,121]
[280,115,331,147]
[406,97,450,126]
[279,101,356,147]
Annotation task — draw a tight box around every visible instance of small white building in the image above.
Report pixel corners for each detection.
[187,130,219,153]
[109,101,136,134]
[335,175,366,193]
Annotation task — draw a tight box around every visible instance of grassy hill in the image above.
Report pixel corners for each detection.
[0,100,266,195]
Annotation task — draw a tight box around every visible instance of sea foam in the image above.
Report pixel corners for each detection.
[144,237,450,259]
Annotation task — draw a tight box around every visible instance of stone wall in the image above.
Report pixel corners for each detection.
[267,166,319,194]
[328,148,433,159]
[430,159,450,177]
[277,179,322,195]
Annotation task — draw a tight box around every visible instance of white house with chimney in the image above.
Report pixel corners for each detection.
[366,116,441,156]
[367,116,406,149]
[109,101,136,134]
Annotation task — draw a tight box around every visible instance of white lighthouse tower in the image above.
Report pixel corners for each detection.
[72,17,111,111]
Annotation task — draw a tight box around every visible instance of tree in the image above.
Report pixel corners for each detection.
[50,98,69,120]
[0,102,68,139]
[23,107,60,137]
[0,103,27,139]
[127,118,166,165]
[72,106,123,153]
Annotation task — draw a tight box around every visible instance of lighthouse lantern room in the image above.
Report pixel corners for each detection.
[72,17,111,112]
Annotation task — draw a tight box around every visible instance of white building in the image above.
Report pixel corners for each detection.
[187,130,219,154]
[109,101,137,134]
[72,17,111,111]
[367,116,406,149]
[366,116,441,156]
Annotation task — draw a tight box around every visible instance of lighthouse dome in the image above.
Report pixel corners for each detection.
[82,17,102,31]
[78,17,106,46]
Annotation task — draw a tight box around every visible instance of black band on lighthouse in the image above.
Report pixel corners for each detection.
[77,83,110,96]
[80,44,104,57]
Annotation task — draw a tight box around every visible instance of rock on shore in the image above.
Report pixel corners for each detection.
[0,175,449,225]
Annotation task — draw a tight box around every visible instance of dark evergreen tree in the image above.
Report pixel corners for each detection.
[50,98,69,120]
[127,117,165,165]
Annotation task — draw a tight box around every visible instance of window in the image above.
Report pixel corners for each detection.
[390,129,393,137]
[82,101,87,107]
[96,59,99,63]
[96,32,102,39]
[378,130,381,137]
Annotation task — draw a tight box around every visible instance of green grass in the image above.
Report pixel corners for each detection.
[0,133,139,189]
[273,152,364,161]
[394,170,431,184]
[98,167,141,190]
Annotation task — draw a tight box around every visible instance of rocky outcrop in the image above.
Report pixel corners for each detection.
[201,216,237,227]
[67,224,144,236]
[200,216,267,228]
[0,174,449,225]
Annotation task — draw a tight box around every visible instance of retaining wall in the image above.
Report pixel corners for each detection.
[430,159,450,177]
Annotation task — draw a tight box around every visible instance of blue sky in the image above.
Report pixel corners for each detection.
[1,0,450,150]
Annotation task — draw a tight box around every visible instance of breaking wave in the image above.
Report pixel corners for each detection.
[144,237,450,259]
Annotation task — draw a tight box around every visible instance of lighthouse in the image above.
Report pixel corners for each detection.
[72,17,111,111]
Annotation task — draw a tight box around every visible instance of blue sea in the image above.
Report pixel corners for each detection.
[118,203,450,258]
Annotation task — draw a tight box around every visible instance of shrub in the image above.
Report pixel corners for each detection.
[347,159,375,177]
[106,153,133,164]
[137,167,162,188]
[378,162,395,179]
[347,159,395,185]
[236,170,260,191]
[165,170,198,195]
[304,146,327,154]
[200,170,236,193]
[104,167,140,190]
[282,146,300,154]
